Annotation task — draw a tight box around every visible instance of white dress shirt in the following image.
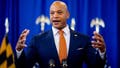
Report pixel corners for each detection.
[52,25,70,55]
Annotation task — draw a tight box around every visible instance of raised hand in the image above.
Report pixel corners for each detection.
[16,29,30,51]
[91,31,106,52]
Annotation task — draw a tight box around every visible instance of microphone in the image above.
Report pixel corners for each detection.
[49,59,55,68]
[61,59,68,68]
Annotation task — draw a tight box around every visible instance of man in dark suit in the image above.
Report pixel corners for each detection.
[16,1,106,68]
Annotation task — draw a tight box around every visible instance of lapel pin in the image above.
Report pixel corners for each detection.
[74,34,78,37]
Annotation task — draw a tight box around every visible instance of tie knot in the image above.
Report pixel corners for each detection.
[59,30,64,35]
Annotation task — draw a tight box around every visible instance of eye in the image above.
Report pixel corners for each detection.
[50,11,54,15]
[57,11,63,14]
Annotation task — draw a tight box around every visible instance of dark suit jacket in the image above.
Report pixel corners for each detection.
[16,29,105,68]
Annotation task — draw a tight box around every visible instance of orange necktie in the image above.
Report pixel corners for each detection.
[59,30,67,63]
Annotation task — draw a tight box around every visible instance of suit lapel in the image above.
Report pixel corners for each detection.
[68,30,79,59]
[47,30,60,63]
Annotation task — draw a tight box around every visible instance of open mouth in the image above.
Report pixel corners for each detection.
[52,20,61,24]
[52,19,61,22]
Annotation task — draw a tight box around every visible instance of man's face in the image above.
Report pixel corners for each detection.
[50,2,69,29]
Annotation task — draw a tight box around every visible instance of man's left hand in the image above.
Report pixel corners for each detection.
[91,31,106,53]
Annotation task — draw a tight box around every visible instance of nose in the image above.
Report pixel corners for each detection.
[53,12,59,18]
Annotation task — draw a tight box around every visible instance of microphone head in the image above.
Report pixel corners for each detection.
[49,59,55,67]
[62,59,68,67]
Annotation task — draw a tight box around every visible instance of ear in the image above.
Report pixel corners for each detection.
[66,11,70,19]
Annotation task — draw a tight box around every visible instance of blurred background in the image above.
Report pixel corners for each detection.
[0,0,119,68]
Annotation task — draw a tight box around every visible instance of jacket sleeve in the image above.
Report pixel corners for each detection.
[15,36,38,68]
[84,37,106,68]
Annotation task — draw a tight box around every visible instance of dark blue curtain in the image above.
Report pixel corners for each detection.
[0,0,119,68]
[0,0,19,53]
[117,0,120,68]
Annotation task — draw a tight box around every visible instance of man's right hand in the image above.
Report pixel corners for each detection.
[16,29,30,51]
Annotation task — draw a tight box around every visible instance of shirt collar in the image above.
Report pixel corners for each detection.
[52,25,70,36]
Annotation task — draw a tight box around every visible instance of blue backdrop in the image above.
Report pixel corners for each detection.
[0,0,119,68]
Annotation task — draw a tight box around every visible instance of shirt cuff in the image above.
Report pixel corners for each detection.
[98,49,106,59]
[16,49,23,59]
